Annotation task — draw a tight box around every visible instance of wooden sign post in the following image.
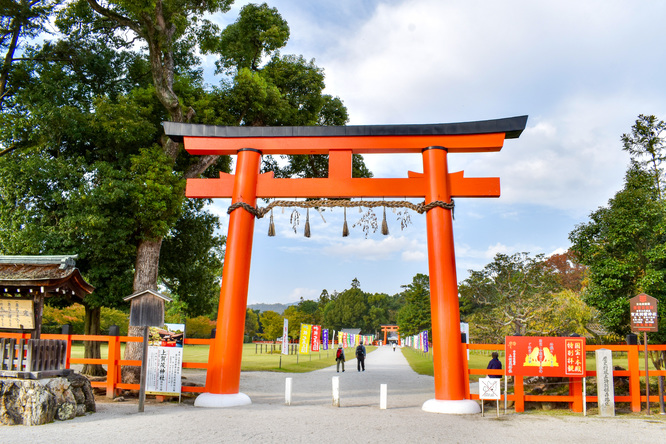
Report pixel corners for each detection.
[630,293,659,415]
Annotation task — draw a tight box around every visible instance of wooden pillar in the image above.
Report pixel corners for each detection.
[569,377,583,412]
[205,148,261,395]
[422,147,466,401]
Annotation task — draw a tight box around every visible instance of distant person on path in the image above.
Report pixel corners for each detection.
[487,351,502,378]
[336,344,345,372]
[392,342,396,352]
[356,341,367,371]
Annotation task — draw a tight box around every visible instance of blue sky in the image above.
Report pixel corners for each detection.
[200,0,666,304]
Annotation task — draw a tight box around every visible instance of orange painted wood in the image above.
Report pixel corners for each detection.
[205,149,262,395]
[628,344,641,412]
[514,376,525,412]
[422,147,468,401]
[182,133,507,156]
[106,335,121,398]
[568,377,583,412]
[329,150,352,178]
[186,171,499,199]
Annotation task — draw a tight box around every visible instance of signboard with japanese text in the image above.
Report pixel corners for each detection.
[505,336,586,377]
[282,318,289,355]
[322,329,329,350]
[311,325,321,352]
[630,293,658,332]
[299,324,311,354]
[0,299,35,330]
[145,346,183,396]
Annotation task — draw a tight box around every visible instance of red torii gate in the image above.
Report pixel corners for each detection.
[165,116,527,413]
[381,325,400,344]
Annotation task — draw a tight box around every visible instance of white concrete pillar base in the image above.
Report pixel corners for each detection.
[422,399,480,414]
[194,392,252,408]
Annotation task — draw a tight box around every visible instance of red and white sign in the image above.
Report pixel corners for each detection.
[505,336,586,377]
[630,293,658,332]
[311,325,321,352]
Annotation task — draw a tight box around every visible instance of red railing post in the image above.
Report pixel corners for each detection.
[628,343,641,412]
[106,334,121,398]
[514,376,524,412]
[64,334,72,369]
[568,377,583,412]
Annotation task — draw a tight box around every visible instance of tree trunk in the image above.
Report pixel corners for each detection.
[82,305,107,376]
[122,238,163,384]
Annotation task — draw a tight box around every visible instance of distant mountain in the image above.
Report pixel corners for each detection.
[247,302,295,314]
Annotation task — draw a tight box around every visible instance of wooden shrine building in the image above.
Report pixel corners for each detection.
[0,255,94,338]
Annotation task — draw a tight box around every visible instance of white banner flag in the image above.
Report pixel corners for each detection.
[282,318,289,355]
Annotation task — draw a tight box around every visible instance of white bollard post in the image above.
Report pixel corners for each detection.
[332,376,340,407]
[380,384,388,409]
[285,377,292,406]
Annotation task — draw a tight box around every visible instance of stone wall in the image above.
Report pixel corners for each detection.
[0,373,95,426]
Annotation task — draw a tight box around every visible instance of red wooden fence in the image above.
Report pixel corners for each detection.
[0,332,211,398]
[468,343,666,413]
[1,331,664,412]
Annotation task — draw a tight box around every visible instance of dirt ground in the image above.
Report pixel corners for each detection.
[2,346,666,443]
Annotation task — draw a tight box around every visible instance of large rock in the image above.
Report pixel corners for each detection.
[0,374,95,426]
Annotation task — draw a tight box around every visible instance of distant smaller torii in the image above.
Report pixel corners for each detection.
[380,325,400,344]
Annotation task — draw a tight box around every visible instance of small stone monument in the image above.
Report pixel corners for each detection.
[595,348,615,416]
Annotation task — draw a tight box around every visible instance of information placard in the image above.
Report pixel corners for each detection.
[145,346,183,396]
[630,293,658,332]
[0,299,35,330]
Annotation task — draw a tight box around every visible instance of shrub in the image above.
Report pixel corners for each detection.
[186,315,215,338]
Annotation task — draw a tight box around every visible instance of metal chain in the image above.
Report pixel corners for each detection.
[227,198,455,218]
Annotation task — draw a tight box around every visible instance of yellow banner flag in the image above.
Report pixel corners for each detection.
[299,324,312,354]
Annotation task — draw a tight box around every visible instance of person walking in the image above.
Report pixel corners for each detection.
[336,344,345,372]
[392,342,396,352]
[356,341,367,371]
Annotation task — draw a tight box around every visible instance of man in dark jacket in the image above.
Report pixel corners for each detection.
[356,341,367,371]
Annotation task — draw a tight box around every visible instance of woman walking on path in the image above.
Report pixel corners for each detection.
[336,344,346,372]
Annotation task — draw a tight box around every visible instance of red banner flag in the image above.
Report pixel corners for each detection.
[311,325,321,352]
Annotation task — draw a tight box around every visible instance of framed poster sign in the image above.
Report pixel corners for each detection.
[505,336,586,377]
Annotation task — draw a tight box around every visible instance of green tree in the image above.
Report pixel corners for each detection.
[396,274,431,336]
[458,253,559,343]
[244,308,259,340]
[621,114,666,198]
[259,310,283,341]
[322,279,369,332]
[0,0,61,113]
[571,115,666,370]
[570,165,666,340]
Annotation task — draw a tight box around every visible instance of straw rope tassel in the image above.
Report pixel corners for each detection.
[342,207,349,237]
[268,209,276,237]
[304,208,311,238]
[381,206,389,235]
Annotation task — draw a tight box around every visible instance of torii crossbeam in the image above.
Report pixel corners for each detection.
[165,115,528,414]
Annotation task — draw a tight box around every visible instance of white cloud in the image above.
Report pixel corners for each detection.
[322,235,426,262]
[285,287,320,303]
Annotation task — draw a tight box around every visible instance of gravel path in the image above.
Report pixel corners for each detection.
[2,346,666,443]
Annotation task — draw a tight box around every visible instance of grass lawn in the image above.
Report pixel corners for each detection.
[70,342,374,373]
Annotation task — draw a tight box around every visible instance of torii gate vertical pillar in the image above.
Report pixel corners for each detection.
[195,148,261,408]
[421,147,480,414]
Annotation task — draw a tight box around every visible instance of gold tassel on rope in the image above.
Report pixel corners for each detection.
[381,206,389,235]
[304,208,311,238]
[342,207,349,237]
[268,209,276,237]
